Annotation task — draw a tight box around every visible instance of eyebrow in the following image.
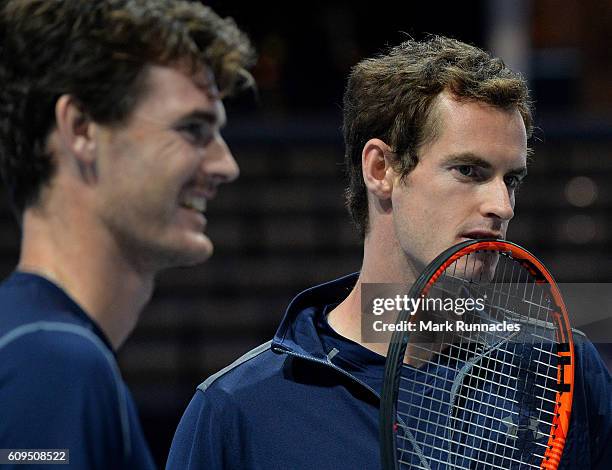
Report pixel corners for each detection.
[444,152,528,177]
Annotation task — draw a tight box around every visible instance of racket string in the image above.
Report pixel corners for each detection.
[393,250,563,469]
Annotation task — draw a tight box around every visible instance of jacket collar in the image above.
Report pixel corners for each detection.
[7,271,115,353]
[272,272,358,359]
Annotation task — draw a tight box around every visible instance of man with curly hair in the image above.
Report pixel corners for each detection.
[0,0,254,468]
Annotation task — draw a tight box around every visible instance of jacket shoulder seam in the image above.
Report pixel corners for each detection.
[197,340,273,392]
[571,327,587,338]
[0,321,132,460]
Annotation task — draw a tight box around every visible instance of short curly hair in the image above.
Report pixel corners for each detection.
[343,35,533,238]
[0,0,256,215]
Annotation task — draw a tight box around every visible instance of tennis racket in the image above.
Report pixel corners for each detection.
[379,239,574,470]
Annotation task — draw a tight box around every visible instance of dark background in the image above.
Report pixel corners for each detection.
[1,1,611,466]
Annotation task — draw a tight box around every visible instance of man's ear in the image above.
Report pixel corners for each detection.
[54,95,96,166]
[361,138,395,199]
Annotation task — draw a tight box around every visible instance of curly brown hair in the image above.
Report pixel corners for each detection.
[343,35,533,238]
[0,0,256,215]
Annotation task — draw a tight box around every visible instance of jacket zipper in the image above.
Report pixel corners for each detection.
[271,344,381,402]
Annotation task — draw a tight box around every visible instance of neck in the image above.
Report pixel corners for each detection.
[328,221,420,357]
[328,217,426,356]
[18,207,154,350]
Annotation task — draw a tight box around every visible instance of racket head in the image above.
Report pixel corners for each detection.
[379,239,574,470]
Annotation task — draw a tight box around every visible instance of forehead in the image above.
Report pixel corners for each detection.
[424,92,528,167]
[131,63,225,123]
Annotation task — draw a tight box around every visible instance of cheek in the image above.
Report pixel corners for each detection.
[101,153,180,217]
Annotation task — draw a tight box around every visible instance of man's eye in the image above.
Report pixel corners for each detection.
[177,122,213,146]
[455,165,476,177]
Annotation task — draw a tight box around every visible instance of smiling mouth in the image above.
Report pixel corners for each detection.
[180,195,207,213]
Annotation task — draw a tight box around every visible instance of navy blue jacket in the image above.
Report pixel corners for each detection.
[0,272,155,469]
[167,274,612,469]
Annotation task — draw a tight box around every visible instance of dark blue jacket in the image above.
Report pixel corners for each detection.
[0,272,155,469]
[167,274,612,469]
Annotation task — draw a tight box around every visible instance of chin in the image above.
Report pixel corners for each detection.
[159,247,213,269]
[189,246,214,265]
[453,254,498,283]
[152,233,214,269]
[178,238,214,266]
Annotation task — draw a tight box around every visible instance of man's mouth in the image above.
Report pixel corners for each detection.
[461,230,503,240]
[180,195,207,213]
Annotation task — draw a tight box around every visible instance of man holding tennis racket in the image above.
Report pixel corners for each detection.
[169,36,611,469]
[0,1,253,468]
